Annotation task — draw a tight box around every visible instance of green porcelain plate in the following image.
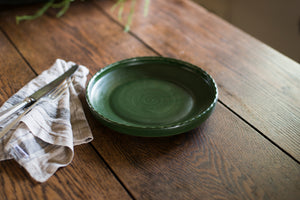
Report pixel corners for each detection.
[86,57,218,137]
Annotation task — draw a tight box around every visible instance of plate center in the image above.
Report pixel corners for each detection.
[110,78,194,125]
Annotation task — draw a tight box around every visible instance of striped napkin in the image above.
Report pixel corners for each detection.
[0,59,93,182]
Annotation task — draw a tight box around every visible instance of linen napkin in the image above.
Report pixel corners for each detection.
[0,59,93,182]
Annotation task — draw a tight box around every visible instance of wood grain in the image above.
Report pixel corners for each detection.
[0,145,132,200]
[0,30,36,105]
[0,20,132,200]
[0,1,299,200]
[0,1,156,75]
[90,103,300,200]
[96,0,300,161]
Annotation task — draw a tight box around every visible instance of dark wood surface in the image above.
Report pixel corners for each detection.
[0,0,299,199]
[98,0,300,161]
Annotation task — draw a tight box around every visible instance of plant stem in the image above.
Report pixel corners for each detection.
[16,0,55,24]
[124,0,136,32]
[56,0,72,18]
[144,0,150,17]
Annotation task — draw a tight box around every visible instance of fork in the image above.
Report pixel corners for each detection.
[0,77,74,140]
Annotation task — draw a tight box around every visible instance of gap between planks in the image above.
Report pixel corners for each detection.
[91,1,300,165]
[0,27,38,76]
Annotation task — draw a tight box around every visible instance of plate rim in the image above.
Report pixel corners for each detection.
[86,56,218,133]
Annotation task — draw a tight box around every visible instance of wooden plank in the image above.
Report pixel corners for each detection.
[0,1,299,199]
[0,1,156,75]
[90,103,300,200]
[0,30,36,105]
[0,145,132,200]
[0,23,132,200]
[96,0,300,161]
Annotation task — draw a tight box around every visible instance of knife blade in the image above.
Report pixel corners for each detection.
[0,65,79,122]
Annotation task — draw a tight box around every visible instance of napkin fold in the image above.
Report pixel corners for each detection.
[0,59,93,182]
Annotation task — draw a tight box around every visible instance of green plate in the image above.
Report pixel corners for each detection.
[86,57,218,137]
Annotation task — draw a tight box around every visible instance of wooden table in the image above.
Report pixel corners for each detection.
[0,0,299,199]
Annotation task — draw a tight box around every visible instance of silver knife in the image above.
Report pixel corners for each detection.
[0,65,79,122]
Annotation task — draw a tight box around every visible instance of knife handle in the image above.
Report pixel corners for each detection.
[0,97,33,122]
[0,99,37,139]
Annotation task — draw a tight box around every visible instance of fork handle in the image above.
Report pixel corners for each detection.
[0,100,37,139]
[0,97,33,123]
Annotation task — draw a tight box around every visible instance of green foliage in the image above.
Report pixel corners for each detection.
[16,0,151,31]
[112,0,150,31]
[16,0,74,24]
